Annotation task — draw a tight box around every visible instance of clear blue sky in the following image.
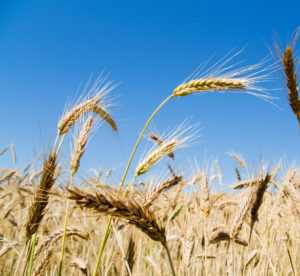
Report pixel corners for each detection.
[0,0,299,187]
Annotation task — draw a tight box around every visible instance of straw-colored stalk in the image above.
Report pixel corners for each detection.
[58,98,99,135]
[25,153,57,239]
[283,46,300,126]
[59,116,94,275]
[94,56,272,273]
[25,153,57,276]
[10,143,17,164]
[0,171,16,185]
[70,117,94,176]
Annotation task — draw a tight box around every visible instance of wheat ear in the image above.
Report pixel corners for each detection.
[136,140,178,176]
[232,179,261,190]
[283,46,300,126]
[67,187,166,243]
[32,249,53,276]
[230,187,255,239]
[143,175,182,208]
[94,54,273,273]
[184,228,195,270]
[68,187,177,275]
[35,228,89,258]
[58,98,99,134]
[149,133,174,159]
[91,105,117,131]
[25,153,57,276]
[199,172,210,216]
[228,152,248,170]
[70,116,94,175]
[249,173,271,242]
[59,116,94,276]
[173,78,247,97]
[283,172,300,217]
[25,153,57,239]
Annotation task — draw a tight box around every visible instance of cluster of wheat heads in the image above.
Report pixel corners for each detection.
[0,155,300,275]
[0,36,299,275]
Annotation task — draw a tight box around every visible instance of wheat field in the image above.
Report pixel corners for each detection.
[0,32,300,276]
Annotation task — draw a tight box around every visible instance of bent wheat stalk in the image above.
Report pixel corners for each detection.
[59,116,94,276]
[94,55,273,274]
[26,153,58,276]
[68,187,176,275]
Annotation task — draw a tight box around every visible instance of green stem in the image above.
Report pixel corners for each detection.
[27,232,37,276]
[24,133,66,275]
[93,219,112,276]
[58,174,74,276]
[92,94,173,276]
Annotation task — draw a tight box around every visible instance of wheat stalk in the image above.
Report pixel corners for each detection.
[25,153,57,239]
[67,187,166,243]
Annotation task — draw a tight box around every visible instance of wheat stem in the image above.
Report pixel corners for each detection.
[58,174,74,276]
[56,134,66,156]
[162,242,176,276]
[93,94,173,275]
[27,232,37,276]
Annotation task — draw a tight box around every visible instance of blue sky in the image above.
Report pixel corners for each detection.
[0,0,299,187]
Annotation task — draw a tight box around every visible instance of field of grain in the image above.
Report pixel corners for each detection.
[0,31,300,276]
